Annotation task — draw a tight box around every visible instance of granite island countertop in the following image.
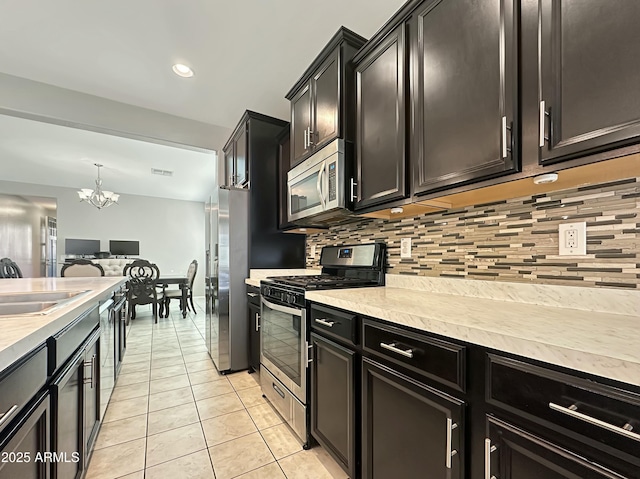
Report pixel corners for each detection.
[0,277,127,374]
[306,276,640,387]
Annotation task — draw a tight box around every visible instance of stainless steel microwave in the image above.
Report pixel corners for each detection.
[287,139,354,224]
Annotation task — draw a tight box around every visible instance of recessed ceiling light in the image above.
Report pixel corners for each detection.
[390,207,404,214]
[172,64,194,78]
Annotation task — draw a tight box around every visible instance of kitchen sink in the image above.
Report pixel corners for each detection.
[0,301,59,316]
[0,290,91,316]
[0,291,85,303]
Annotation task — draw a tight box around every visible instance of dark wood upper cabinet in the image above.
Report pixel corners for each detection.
[353,23,407,210]
[223,145,234,187]
[536,0,640,165]
[286,28,367,168]
[223,124,248,187]
[412,0,518,195]
[312,51,340,150]
[234,126,248,187]
[291,84,312,165]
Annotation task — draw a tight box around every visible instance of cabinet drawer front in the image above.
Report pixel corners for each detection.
[0,346,47,437]
[246,285,260,306]
[310,304,357,346]
[362,319,465,391]
[48,304,99,375]
[488,354,640,459]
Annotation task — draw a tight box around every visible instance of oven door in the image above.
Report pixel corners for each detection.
[260,297,307,404]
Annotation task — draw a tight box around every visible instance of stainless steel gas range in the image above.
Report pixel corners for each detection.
[259,243,386,447]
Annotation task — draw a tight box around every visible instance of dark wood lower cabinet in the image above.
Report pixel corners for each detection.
[0,392,50,479]
[83,333,100,462]
[361,357,464,479]
[311,333,356,478]
[487,416,637,479]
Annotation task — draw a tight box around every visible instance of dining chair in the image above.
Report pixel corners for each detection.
[0,258,23,278]
[162,260,198,318]
[61,259,105,277]
[123,259,164,323]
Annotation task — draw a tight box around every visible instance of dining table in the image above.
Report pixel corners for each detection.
[156,276,188,318]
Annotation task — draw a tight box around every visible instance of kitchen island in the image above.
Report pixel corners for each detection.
[0,276,127,479]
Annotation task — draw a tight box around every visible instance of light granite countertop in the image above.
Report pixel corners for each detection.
[245,268,322,287]
[306,276,640,387]
[0,277,127,374]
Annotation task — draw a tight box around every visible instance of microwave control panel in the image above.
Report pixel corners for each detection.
[328,162,336,201]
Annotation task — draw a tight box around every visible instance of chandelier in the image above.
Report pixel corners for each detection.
[77,163,120,209]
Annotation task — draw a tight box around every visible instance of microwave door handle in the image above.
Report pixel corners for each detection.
[316,162,326,209]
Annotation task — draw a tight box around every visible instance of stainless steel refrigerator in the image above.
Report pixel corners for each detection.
[0,193,57,277]
[205,187,250,372]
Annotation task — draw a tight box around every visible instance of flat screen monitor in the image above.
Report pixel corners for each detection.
[109,240,140,256]
[65,238,100,256]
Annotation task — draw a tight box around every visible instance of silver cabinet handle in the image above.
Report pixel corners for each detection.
[484,438,497,479]
[305,341,313,366]
[303,128,308,149]
[307,127,314,147]
[314,318,335,327]
[255,312,260,332]
[247,292,258,297]
[0,404,19,428]
[501,116,509,158]
[350,177,357,202]
[549,402,640,443]
[446,418,458,469]
[539,100,550,148]
[84,353,97,388]
[380,342,414,358]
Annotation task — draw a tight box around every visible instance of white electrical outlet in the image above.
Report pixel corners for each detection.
[310,245,316,257]
[558,222,587,255]
[400,237,412,259]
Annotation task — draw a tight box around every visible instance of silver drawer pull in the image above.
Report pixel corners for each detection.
[0,404,19,428]
[380,342,414,358]
[247,292,258,297]
[272,382,286,399]
[549,402,640,443]
[315,318,335,327]
[446,418,458,469]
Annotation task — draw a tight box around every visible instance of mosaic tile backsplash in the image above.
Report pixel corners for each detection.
[306,178,640,289]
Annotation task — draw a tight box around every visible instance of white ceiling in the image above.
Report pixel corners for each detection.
[0,114,216,202]
[0,0,406,128]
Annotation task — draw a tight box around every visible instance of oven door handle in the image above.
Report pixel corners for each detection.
[261,297,302,317]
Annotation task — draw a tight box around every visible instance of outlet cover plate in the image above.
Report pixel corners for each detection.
[400,238,412,259]
[558,222,587,255]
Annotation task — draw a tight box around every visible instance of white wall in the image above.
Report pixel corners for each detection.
[0,180,206,296]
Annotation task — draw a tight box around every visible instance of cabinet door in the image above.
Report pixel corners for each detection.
[277,130,291,229]
[0,393,50,479]
[487,416,633,479]
[311,333,356,478]
[355,24,407,210]
[291,83,312,166]
[362,358,464,479]
[84,334,100,459]
[538,0,640,165]
[224,145,234,186]
[234,124,248,187]
[312,49,340,151]
[51,354,83,479]
[413,0,517,195]
[248,303,260,372]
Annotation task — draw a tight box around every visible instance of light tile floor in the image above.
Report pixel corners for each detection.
[86,299,348,479]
